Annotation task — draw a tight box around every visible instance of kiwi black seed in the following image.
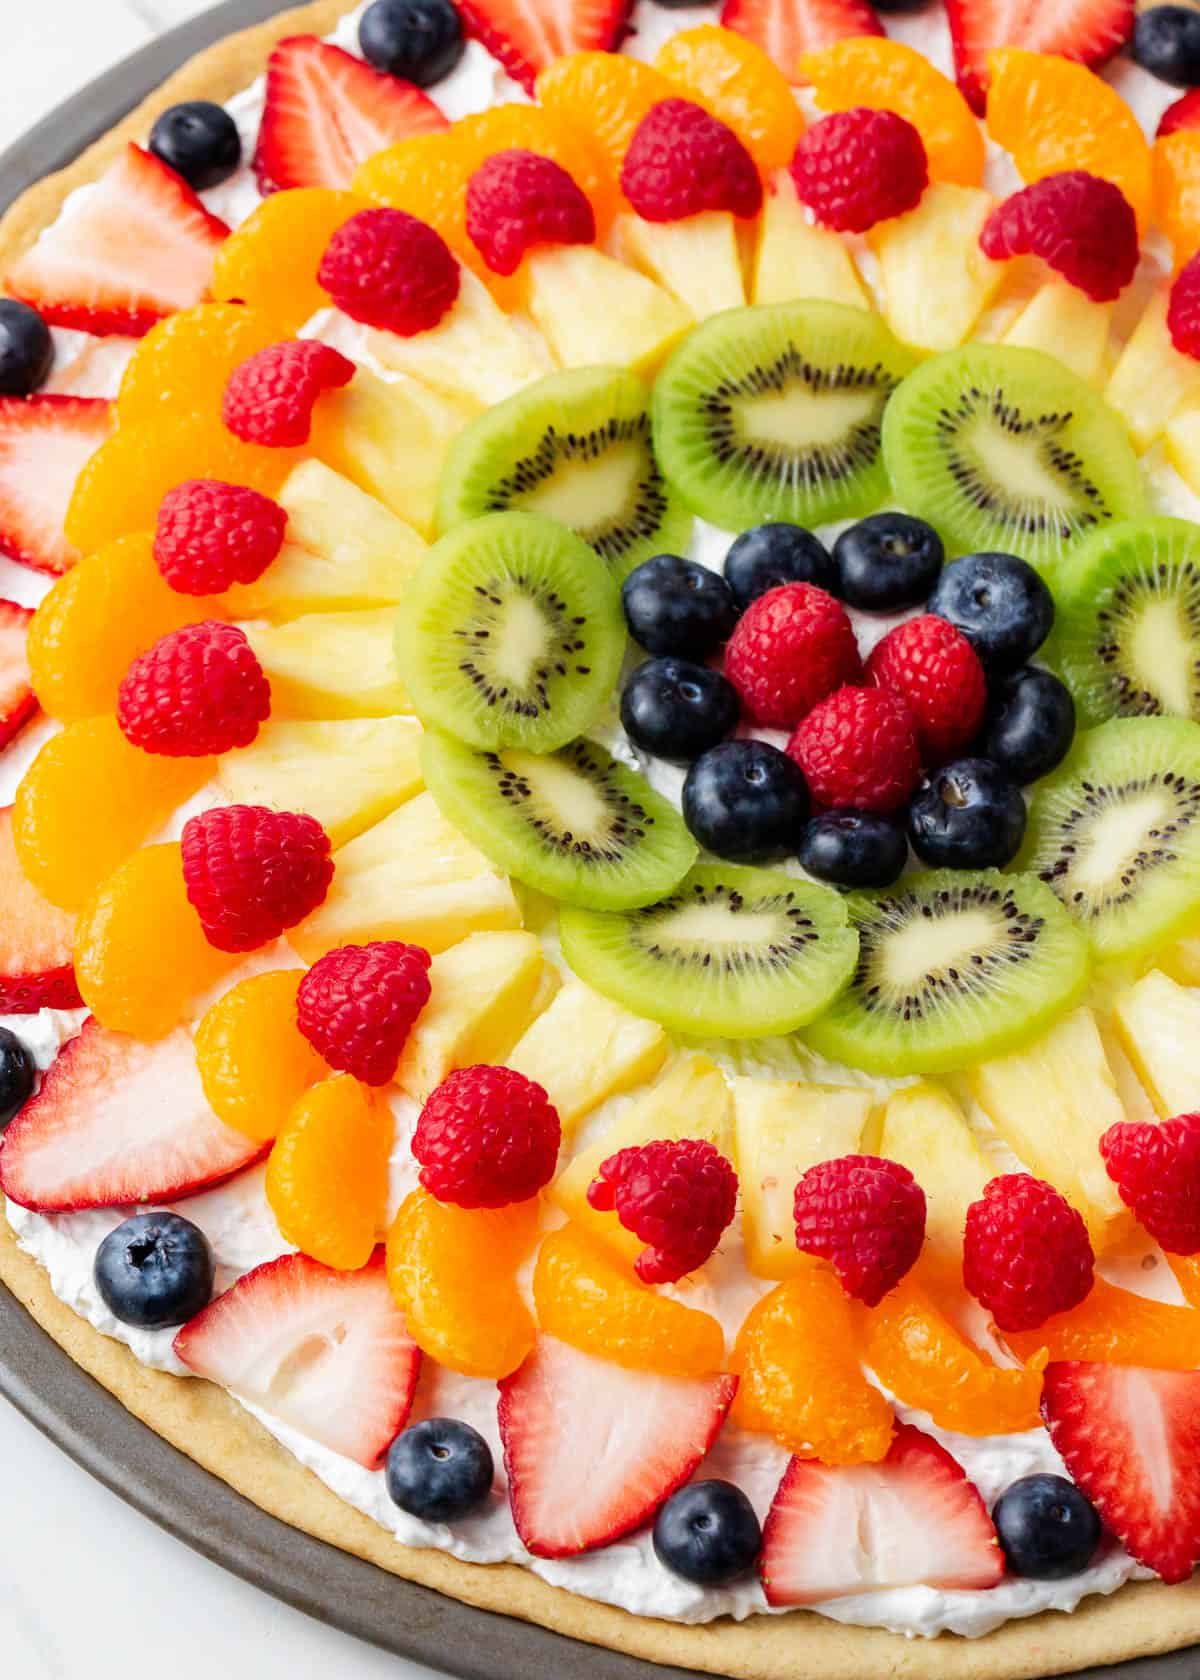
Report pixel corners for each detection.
[652,301,920,532]
[1018,715,1200,960]
[435,365,692,577]
[803,869,1089,1075]
[883,343,1144,575]
[393,510,625,754]
[558,862,859,1038]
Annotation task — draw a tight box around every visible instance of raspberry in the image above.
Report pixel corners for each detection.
[1100,1113,1200,1254]
[154,479,287,596]
[181,804,334,953]
[963,1174,1095,1334]
[297,941,432,1087]
[465,149,596,277]
[789,108,927,234]
[586,1138,738,1285]
[979,172,1139,305]
[722,583,861,729]
[222,340,355,447]
[117,621,271,757]
[318,208,460,335]
[1168,250,1200,361]
[866,614,987,766]
[412,1065,561,1209]
[621,98,762,224]
[1159,89,1200,138]
[787,686,920,813]
[792,1154,926,1306]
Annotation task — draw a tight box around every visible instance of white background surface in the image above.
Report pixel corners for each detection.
[1,5,439,1676]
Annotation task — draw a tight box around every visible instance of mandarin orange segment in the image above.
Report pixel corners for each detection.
[353,133,480,274]
[536,52,677,194]
[1170,1253,1200,1310]
[1003,1277,1200,1370]
[265,1074,392,1269]
[802,36,984,188]
[654,25,805,178]
[13,717,214,911]
[1154,130,1200,267]
[117,303,288,427]
[532,1222,726,1378]
[731,1270,894,1464]
[454,105,613,229]
[74,842,239,1039]
[385,1187,538,1379]
[210,189,371,332]
[195,969,326,1143]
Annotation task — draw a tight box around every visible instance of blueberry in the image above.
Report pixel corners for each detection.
[1134,6,1200,86]
[149,101,242,191]
[993,1474,1103,1580]
[386,1418,494,1522]
[94,1212,214,1329]
[359,0,465,85]
[621,657,740,762]
[0,299,53,397]
[0,1026,36,1129]
[980,667,1075,786]
[653,1480,762,1586]
[722,523,835,611]
[928,552,1054,672]
[832,513,944,612]
[682,740,809,862]
[798,808,908,888]
[622,554,738,658]
[908,757,1027,869]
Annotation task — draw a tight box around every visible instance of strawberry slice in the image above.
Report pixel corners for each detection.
[759,1423,1003,1605]
[497,1335,737,1558]
[1042,1361,1200,1583]
[456,0,634,93]
[174,1251,421,1468]
[0,805,80,1013]
[0,603,36,750]
[5,145,229,337]
[0,1020,265,1211]
[0,395,112,576]
[253,37,449,194]
[718,0,883,84]
[946,0,1134,114]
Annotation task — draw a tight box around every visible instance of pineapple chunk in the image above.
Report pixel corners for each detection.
[395,931,548,1100]
[217,717,423,848]
[1165,406,1200,497]
[551,1054,733,1262]
[522,246,692,374]
[1111,969,1200,1118]
[869,183,1008,352]
[968,1008,1130,1250]
[290,792,521,962]
[752,174,870,309]
[733,1078,874,1279]
[876,1083,991,1271]
[615,211,745,318]
[1097,1021,1160,1127]
[1158,921,1200,987]
[1002,282,1113,385]
[245,609,412,719]
[1106,287,1200,453]
[505,977,669,1136]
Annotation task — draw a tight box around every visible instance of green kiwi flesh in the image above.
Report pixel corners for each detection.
[803,869,1089,1076]
[421,729,698,911]
[558,863,858,1038]
[1054,518,1200,726]
[435,365,691,577]
[393,511,624,754]
[1018,715,1200,960]
[651,301,919,532]
[882,343,1144,574]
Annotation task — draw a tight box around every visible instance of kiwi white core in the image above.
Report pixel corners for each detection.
[517,444,645,535]
[875,904,1002,993]
[488,597,557,690]
[1059,789,1179,899]
[735,384,882,453]
[1126,599,1194,716]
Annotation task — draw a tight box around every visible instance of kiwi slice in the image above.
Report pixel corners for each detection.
[1054,518,1200,726]
[435,366,692,577]
[804,869,1089,1076]
[558,862,858,1038]
[652,301,919,532]
[394,510,624,754]
[1018,715,1200,960]
[422,729,698,911]
[882,343,1143,574]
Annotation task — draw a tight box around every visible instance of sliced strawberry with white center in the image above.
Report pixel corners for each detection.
[456,0,633,93]
[6,145,229,338]
[759,1422,1003,1606]
[174,1251,421,1468]
[252,37,449,194]
[1042,1361,1200,1584]
[0,603,36,750]
[0,1020,265,1211]
[497,1335,737,1558]
[0,805,79,1014]
[0,395,112,576]
[718,0,883,84]
[946,0,1134,114]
